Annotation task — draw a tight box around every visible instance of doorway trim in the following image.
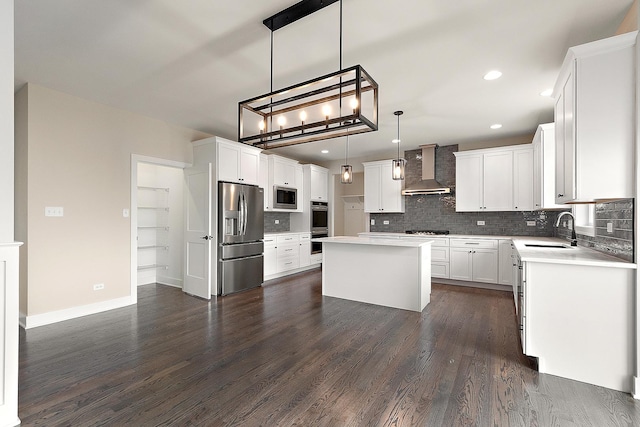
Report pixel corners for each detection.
[131,154,191,303]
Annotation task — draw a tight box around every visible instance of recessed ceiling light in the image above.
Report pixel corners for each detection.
[483,70,502,81]
[321,149,329,154]
[490,124,502,129]
[540,88,553,97]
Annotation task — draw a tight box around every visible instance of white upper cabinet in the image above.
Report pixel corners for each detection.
[512,147,533,211]
[307,164,329,202]
[554,31,636,203]
[270,155,298,188]
[217,139,261,185]
[259,154,270,210]
[455,148,515,212]
[532,123,567,210]
[363,160,404,213]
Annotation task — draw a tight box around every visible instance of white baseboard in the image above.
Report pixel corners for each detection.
[264,264,321,282]
[633,376,640,399]
[157,275,183,288]
[21,296,135,329]
[433,278,511,292]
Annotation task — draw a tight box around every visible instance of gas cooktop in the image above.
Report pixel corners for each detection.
[405,230,450,235]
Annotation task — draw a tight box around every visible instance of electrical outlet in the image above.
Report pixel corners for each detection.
[607,222,613,233]
[45,206,64,217]
[275,219,280,224]
[383,220,390,225]
[526,220,536,227]
[122,208,129,218]
[93,283,104,291]
[562,221,567,227]
[477,220,485,226]
[370,219,375,226]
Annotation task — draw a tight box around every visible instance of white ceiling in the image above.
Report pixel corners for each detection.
[14,0,633,164]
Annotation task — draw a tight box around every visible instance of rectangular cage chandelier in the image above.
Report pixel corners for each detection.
[238,65,378,149]
[238,0,378,149]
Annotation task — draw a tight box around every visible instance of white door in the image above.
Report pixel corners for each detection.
[183,164,212,299]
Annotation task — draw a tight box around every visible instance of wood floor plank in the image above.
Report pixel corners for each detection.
[18,269,640,426]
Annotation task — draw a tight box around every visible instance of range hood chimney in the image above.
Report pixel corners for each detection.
[401,144,451,195]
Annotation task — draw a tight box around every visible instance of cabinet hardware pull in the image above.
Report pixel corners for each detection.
[558,193,564,197]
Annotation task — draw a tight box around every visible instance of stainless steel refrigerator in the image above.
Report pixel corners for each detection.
[218,181,264,295]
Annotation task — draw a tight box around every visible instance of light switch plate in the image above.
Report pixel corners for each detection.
[45,207,64,217]
[526,220,536,227]
[122,208,129,218]
[607,222,613,233]
[477,220,485,226]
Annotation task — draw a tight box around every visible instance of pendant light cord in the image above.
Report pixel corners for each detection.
[339,0,343,114]
[397,113,400,160]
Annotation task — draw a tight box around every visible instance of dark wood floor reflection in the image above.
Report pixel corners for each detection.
[18,269,640,426]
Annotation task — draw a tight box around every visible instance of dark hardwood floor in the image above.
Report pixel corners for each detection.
[19,269,640,426]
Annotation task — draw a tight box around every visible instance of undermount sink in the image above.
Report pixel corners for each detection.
[524,243,573,249]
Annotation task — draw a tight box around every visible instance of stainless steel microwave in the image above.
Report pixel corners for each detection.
[273,186,297,209]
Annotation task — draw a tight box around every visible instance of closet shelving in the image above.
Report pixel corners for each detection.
[137,186,170,272]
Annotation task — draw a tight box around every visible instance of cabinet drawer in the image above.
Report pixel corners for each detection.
[431,246,450,262]
[264,236,277,246]
[277,257,299,272]
[277,234,299,244]
[430,237,450,248]
[431,262,450,279]
[450,238,497,249]
[276,244,298,260]
[299,233,311,241]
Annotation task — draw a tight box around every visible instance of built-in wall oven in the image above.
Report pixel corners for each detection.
[311,201,328,254]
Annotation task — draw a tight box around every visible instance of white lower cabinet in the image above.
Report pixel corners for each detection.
[449,239,498,284]
[264,236,277,277]
[429,237,450,279]
[299,234,311,268]
[264,232,320,279]
[498,239,515,286]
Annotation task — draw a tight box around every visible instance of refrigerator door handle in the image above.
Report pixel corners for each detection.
[237,192,244,236]
[243,192,248,236]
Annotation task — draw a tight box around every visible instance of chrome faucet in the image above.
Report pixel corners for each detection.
[555,211,578,246]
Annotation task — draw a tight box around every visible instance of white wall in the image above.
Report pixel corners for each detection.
[16,84,209,324]
[1,0,14,243]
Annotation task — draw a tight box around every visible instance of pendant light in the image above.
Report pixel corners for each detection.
[392,110,406,180]
[340,131,353,184]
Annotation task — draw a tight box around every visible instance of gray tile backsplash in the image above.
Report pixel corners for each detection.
[264,212,290,233]
[370,145,634,262]
[557,199,634,262]
[371,145,560,236]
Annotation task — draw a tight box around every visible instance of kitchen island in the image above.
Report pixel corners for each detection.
[315,236,432,312]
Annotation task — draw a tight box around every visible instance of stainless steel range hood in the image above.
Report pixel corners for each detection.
[401,144,451,195]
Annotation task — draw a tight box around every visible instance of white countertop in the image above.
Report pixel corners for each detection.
[359,232,635,269]
[265,231,309,236]
[315,236,432,248]
[512,237,636,269]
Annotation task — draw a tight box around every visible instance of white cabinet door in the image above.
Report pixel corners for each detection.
[217,140,261,185]
[299,241,311,267]
[295,164,304,212]
[364,164,382,213]
[498,240,514,286]
[449,248,473,281]
[380,162,403,212]
[454,154,483,212]
[264,244,277,276]
[309,166,328,202]
[483,151,513,211]
[471,249,498,284]
[259,154,270,210]
[217,141,241,183]
[555,70,574,204]
[363,161,404,213]
[513,148,533,211]
[239,147,260,185]
[272,157,297,187]
[532,134,542,209]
